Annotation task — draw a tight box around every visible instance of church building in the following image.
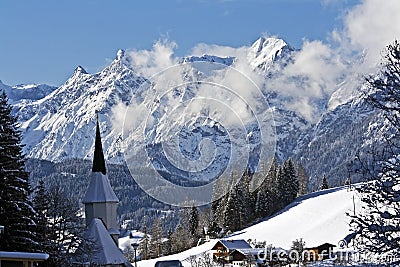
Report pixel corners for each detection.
[79,116,131,267]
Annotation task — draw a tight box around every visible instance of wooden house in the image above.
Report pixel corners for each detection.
[304,243,336,261]
[211,239,252,264]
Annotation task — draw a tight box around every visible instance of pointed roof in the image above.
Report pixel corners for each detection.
[83,115,118,204]
[83,172,119,203]
[92,114,107,175]
[85,218,130,266]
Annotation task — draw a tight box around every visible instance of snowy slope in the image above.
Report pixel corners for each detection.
[136,186,360,266]
[231,187,359,248]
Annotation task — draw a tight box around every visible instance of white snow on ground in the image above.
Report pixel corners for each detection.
[137,240,216,267]
[231,186,360,248]
[119,230,145,251]
[135,186,361,266]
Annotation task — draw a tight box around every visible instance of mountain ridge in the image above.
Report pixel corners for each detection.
[2,36,386,186]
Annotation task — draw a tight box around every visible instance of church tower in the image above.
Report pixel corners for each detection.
[83,116,119,244]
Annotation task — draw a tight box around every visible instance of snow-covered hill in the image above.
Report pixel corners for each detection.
[136,186,360,266]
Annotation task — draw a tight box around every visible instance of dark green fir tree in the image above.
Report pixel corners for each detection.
[0,90,36,251]
[321,175,329,190]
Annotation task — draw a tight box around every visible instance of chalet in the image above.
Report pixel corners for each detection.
[229,248,265,266]
[211,239,252,264]
[304,243,336,262]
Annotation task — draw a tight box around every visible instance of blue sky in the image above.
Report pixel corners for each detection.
[1,0,360,85]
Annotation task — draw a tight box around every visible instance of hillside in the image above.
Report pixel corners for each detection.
[135,186,360,266]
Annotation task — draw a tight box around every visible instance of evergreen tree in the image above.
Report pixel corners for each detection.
[349,40,400,264]
[188,206,199,237]
[0,90,36,252]
[283,159,299,203]
[139,224,150,260]
[222,188,239,232]
[254,159,279,218]
[163,229,173,256]
[297,163,309,196]
[320,175,329,190]
[149,217,163,258]
[276,160,299,210]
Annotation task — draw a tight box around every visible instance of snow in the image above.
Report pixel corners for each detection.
[137,239,217,267]
[119,230,145,251]
[82,172,119,203]
[216,239,252,250]
[231,187,359,248]
[0,251,49,260]
[137,186,360,266]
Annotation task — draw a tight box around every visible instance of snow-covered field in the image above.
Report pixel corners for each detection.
[134,186,361,267]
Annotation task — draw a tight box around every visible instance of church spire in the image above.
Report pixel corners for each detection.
[92,114,107,175]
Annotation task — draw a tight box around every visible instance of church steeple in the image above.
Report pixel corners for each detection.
[83,115,119,244]
[92,114,107,175]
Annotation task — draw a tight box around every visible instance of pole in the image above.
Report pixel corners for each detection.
[134,247,137,267]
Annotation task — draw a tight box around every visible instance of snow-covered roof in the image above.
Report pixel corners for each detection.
[0,251,49,261]
[213,239,252,250]
[82,172,119,203]
[230,248,264,256]
[85,218,129,266]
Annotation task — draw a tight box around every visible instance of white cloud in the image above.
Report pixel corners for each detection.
[343,0,400,67]
[126,39,178,77]
[113,0,400,126]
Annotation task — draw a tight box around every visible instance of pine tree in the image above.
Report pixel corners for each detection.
[139,224,150,260]
[297,163,309,196]
[223,187,240,232]
[149,217,163,258]
[0,90,36,252]
[349,40,400,264]
[188,206,199,237]
[283,159,299,202]
[320,175,329,190]
[255,167,276,219]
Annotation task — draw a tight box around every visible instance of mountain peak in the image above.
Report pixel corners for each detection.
[116,49,125,60]
[74,65,88,75]
[251,36,289,54]
[249,36,293,71]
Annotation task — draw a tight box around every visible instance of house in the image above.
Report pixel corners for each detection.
[0,251,49,267]
[211,239,252,264]
[74,116,131,267]
[229,248,265,266]
[304,243,336,261]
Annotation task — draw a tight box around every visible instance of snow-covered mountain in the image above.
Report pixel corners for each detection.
[0,80,57,104]
[3,37,386,185]
[11,49,146,162]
